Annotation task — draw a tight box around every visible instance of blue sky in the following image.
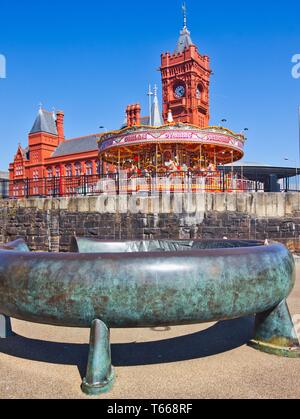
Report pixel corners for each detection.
[0,0,300,170]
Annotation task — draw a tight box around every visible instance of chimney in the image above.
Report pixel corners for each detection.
[56,110,65,143]
[126,105,131,127]
[126,104,141,127]
[135,104,141,126]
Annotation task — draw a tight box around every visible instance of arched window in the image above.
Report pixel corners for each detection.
[55,166,60,178]
[47,167,53,178]
[65,164,72,177]
[196,84,204,100]
[75,162,82,177]
[86,161,93,176]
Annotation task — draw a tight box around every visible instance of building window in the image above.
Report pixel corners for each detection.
[196,84,203,99]
[96,160,101,175]
[66,164,72,177]
[86,161,93,176]
[55,166,61,178]
[15,165,23,177]
[47,167,53,178]
[75,162,82,177]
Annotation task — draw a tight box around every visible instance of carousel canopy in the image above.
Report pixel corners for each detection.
[98,124,245,167]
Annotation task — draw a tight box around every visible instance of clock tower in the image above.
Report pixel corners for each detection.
[160,4,211,127]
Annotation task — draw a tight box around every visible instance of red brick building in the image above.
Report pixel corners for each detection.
[9,108,101,197]
[9,6,211,197]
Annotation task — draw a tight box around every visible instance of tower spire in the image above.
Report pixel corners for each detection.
[174,2,193,54]
[151,85,163,127]
[182,2,187,29]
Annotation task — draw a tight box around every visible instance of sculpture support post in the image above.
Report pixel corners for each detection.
[0,314,13,339]
[248,300,300,358]
[81,319,115,396]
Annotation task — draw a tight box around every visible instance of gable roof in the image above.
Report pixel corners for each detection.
[51,135,99,158]
[30,109,58,135]
[15,145,29,161]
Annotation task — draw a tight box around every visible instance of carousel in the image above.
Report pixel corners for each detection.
[98,121,246,192]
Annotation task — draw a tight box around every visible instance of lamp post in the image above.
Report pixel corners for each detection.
[240,129,249,182]
[241,128,249,139]
[99,127,108,176]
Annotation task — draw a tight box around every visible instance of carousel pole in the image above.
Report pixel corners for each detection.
[118,149,121,172]
[199,145,202,170]
[99,155,103,176]
[231,151,234,189]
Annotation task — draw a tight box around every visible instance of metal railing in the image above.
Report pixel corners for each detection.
[2,170,267,199]
[2,169,300,199]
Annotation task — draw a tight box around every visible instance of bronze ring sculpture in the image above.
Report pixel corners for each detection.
[0,238,299,396]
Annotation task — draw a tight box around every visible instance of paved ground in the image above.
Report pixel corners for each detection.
[0,265,300,399]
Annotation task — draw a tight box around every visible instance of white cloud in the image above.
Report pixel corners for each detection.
[0,54,6,79]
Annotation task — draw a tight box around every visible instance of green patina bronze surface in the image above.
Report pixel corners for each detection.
[0,238,296,328]
[0,237,299,395]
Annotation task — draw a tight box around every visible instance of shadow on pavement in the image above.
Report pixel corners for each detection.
[0,317,254,379]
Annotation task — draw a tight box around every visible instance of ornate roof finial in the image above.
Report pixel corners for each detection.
[151,84,163,127]
[167,109,174,124]
[182,2,187,29]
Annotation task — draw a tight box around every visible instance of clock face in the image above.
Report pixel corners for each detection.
[174,85,185,98]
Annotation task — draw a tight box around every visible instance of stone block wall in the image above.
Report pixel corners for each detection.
[0,193,300,252]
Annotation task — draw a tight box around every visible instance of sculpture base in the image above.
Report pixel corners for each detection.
[248,300,300,358]
[248,340,300,358]
[81,319,115,396]
[0,315,14,339]
[81,369,115,396]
